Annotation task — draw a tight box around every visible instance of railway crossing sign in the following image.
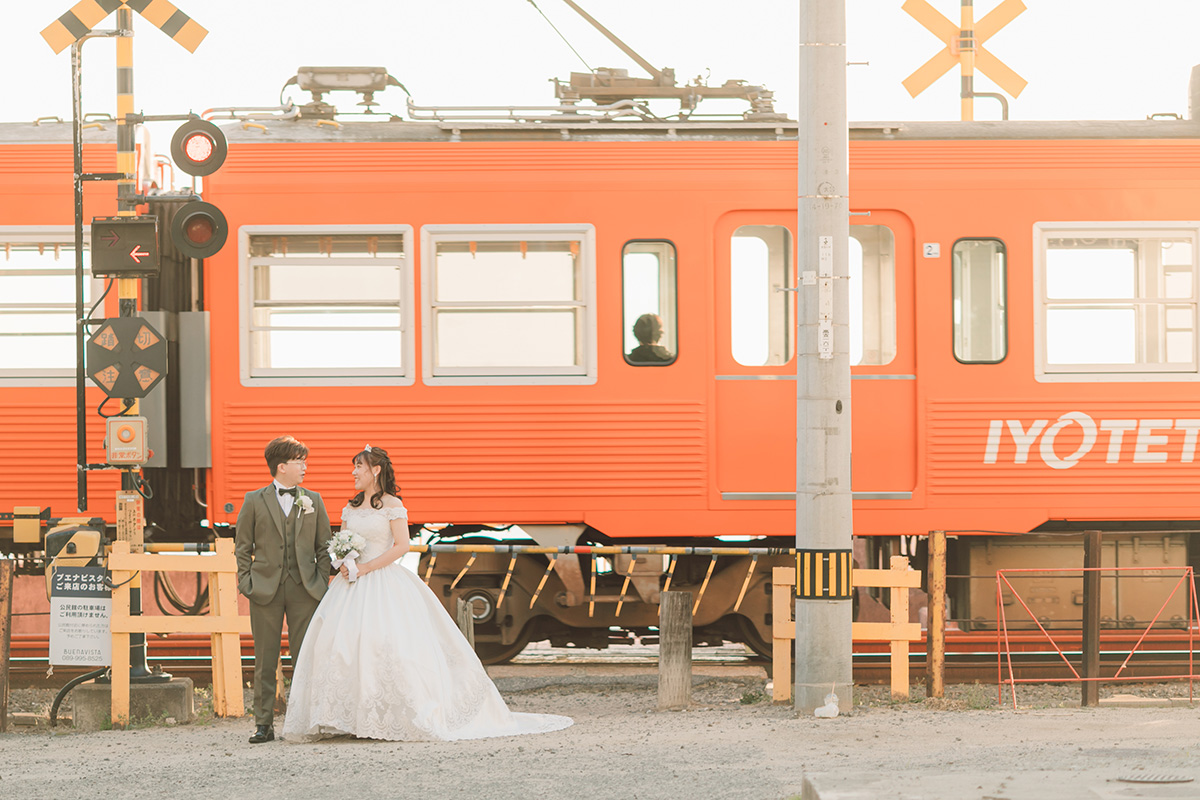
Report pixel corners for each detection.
[86,316,168,398]
[91,216,160,276]
[902,0,1027,120]
[41,0,208,54]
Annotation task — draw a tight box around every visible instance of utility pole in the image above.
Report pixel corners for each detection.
[794,0,853,715]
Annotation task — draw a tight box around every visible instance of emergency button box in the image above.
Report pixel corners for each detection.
[106,416,148,464]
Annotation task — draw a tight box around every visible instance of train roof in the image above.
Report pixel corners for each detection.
[4,116,1200,145]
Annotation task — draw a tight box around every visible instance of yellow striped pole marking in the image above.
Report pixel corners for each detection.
[421,552,437,585]
[495,553,518,608]
[662,554,678,593]
[587,555,597,618]
[615,557,638,618]
[692,555,717,615]
[449,553,476,590]
[796,549,853,600]
[529,555,557,610]
[733,554,758,613]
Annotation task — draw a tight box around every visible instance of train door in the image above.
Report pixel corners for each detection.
[713,210,916,507]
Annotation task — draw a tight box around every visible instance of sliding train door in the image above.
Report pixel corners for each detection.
[713,210,916,515]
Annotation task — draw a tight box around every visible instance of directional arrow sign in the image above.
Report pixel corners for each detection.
[90,216,159,276]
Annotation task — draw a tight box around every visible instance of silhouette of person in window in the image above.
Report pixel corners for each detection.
[628,313,674,363]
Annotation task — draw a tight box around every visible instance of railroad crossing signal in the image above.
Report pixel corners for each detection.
[902,0,1027,121]
[41,0,208,54]
[91,216,160,276]
[86,316,168,399]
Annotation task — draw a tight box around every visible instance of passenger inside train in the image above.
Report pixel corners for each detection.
[628,313,674,364]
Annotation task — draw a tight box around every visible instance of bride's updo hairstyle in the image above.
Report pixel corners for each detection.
[349,445,401,509]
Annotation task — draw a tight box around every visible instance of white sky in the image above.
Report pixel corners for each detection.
[4,0,1200,130]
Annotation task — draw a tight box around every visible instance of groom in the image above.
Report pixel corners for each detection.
[234,435,333,743]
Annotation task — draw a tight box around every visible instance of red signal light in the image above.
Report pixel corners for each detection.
[171,201,227,259]
[171,119,227,177]
[184,215,215,245]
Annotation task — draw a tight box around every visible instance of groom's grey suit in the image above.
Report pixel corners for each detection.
[235,484,333,728]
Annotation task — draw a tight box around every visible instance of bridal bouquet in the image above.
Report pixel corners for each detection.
[328,530,368,583]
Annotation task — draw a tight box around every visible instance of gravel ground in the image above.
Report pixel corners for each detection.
[5,674,1200,800]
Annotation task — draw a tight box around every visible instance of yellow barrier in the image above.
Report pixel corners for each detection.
[108,539,249,727]
[772,556,922,702]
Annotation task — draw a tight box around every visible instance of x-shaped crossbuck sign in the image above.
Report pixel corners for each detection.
[902,0,1027,99]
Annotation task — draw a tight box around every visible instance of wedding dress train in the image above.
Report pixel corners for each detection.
[282,503,572,742]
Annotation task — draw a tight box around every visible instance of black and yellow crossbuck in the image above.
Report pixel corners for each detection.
[42,0,207,54]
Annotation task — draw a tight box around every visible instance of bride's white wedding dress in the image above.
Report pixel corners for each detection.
[282,502,572,742]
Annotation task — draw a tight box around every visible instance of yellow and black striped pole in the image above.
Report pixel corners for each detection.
[796,549,854,601]
[115,5,155,682]
[959,0,976,122]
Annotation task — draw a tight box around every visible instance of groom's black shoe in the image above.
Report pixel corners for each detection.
[249,725,275,744]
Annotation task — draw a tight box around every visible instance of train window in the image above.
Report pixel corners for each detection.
[422,224,596,385]
[952,238,1007,364]
[0,231,98,384]
[1036,224,1198,378]
[850,225,897,365]
[731,225,793,366]
[241,228,414,385]
[622,241,677,366]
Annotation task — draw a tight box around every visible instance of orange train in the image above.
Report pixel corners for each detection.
[4,81,1200,661]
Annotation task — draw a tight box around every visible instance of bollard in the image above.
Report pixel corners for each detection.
[0,558,12,733]
[456,597,476,650]
[657,590,692,710]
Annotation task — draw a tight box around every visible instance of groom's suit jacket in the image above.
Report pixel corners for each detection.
[234,485,333,604]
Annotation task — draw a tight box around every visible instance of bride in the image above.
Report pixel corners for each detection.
[282,445,572,742]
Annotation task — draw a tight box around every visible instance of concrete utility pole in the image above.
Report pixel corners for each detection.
[794,0,853,715]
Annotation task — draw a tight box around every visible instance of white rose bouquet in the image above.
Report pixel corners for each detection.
[328,530,368,582]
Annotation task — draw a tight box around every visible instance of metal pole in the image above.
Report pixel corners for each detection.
[0,558,14,733]
[959,0,976,121]
[113,8,163,682]
[795,0,853,715]
[1081,530,1102,706]
[72,41,88,513]
[927,531,946,698]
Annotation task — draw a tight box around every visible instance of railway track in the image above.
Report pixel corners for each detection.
[7,634,1199,688]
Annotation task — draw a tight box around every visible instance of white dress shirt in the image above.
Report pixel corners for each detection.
[273,480,296,516]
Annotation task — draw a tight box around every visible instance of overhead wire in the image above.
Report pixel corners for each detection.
[525,0,597,77]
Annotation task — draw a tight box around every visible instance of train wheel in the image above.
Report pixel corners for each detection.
[474,624,534,665]
[735,615,772,661]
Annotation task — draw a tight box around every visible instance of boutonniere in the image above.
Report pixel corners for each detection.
[296,491,315,515]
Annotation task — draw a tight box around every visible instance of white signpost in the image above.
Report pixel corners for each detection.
[49,566,112,666]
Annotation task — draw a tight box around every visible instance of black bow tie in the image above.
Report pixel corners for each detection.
[278,486,297,497]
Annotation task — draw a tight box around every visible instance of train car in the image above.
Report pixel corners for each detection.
[5,68,1200,663]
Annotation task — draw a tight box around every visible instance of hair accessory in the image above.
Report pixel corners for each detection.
[364,444,372,453]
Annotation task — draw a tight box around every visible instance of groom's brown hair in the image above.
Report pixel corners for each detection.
[265,435,309,477]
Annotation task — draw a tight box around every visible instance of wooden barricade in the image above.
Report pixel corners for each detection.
[108,539,249,727]
[772,556,922,702]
